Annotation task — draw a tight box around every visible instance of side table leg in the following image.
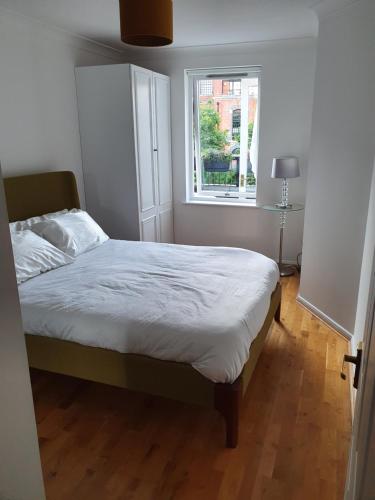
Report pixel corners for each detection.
[279,225,283,270]
[278,212,295,277]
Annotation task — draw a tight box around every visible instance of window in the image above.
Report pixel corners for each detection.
[232,109,241,138]
[199,80,213,96]
[222,80,241,96]
[185,66,260,204]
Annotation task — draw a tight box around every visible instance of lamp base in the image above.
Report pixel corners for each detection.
[275,203,292,209]
[279,264,296,277]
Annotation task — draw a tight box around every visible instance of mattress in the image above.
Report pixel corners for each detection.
[19,240,279,383]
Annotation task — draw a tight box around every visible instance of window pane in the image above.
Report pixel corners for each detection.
[193,75,259,198]
[232,109,241,138]
[199,80,213,96]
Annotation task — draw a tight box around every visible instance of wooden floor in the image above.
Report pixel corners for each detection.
[31,276,352,500]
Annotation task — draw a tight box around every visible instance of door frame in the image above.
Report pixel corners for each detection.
[345,248,375,499]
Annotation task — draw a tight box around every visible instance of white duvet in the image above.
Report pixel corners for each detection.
[19,240,279,383]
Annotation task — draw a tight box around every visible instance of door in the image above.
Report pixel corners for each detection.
[132,66,158,241]
[141,215,158,242]
[153,73,174,243]
[0,167,45,500]
[159,208,174,244]
[345,251,375,499]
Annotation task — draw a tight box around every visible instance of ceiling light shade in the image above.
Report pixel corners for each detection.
[119,0,173,47]
[271,157,300,179]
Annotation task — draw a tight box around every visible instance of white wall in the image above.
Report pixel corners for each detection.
[352,160,375,351]
[122,38,316,261]
[0,9,316,262]
[0,167,45,500]
[0,9,123,204]
[299,0,375,337]
[0,14,125,498]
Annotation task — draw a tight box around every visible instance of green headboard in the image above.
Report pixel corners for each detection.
[3,171,80,222]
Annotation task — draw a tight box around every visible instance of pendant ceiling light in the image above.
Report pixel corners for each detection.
[119,0,173,47]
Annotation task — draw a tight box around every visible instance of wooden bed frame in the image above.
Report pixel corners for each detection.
[4,171,281,448]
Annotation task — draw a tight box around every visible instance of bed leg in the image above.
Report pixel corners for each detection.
[214,378,242,448]
[275,302,281,322]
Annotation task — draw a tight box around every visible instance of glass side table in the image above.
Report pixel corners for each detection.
[261,203,304,277]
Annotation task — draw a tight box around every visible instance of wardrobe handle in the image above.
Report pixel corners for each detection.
[153,148,158,152]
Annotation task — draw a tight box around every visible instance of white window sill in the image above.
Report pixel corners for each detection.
[184,199,259,208]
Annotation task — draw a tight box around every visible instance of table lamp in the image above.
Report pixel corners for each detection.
[271,157,300,208]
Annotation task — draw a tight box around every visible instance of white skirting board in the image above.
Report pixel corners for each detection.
[296,294,352,340]
[297,295,355,420]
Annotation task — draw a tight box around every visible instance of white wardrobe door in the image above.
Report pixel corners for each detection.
[141,215,158,242]
[153,74,173,207]
[159,208,174,243]
[132,67,156,213]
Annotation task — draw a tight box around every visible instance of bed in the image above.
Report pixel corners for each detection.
[4,171,281,447]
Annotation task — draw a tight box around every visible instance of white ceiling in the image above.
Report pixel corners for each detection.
[0,0,323,51]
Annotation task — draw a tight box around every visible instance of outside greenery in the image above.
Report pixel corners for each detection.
[232,122,254,145]
[199,100,229,154]
[199,100,255,187]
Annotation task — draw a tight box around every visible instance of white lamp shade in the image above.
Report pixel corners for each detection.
[271,157,300,179]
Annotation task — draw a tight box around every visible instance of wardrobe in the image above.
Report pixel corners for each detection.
[75,64,173,243]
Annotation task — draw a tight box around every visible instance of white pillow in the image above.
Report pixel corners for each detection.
[9,209,71,233]
[11,230,74,284]
[32,210,109,257]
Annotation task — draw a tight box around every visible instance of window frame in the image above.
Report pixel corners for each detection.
[185,66,262,205]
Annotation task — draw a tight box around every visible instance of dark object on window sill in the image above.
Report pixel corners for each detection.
[203,160,231,172]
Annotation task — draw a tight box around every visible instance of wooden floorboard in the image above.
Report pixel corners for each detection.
[31,276,352,500]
